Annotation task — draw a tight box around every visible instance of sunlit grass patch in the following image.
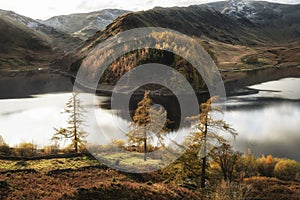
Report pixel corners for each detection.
[0,157,100,172]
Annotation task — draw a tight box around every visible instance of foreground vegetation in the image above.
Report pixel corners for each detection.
[0,154,300,200]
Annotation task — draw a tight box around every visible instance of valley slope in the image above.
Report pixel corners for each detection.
[63,1,300,92]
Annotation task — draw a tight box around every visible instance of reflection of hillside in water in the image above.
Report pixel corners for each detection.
[0,72,73,99]
[98,92,210,130]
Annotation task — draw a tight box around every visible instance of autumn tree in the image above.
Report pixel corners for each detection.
[274,159,300,181]
[15,142,37,157]
[186,97,237,188]
[162,141,202,186]
[52,92,87,153]
[127,90,170,161]
[236,149,258,179]
[257,155,277,177]
[211,142,242,182]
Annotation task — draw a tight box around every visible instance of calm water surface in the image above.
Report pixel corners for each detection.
[0,77,299,160]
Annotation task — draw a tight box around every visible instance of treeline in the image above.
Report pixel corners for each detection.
[103,140,300,184]
[210,149,300,183]
[0,142,60,157]
[0,136,76,157]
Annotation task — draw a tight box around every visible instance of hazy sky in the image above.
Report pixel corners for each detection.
[0,0,299,20]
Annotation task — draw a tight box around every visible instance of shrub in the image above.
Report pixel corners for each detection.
[257,155,277,177]
[112,139,126,149]
[274,159,300,181]
[0,145,11,156]
[14,142,37,157]
[207,181,252,200]
[236,150,259,179]
[43,144,59,155]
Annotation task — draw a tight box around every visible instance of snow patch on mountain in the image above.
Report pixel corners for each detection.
[27,21,39,28]
[39,9,129,40]
[221,0,257,19]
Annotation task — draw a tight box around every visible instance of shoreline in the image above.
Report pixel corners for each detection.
[71,65,300,97]
[0,65,299,98]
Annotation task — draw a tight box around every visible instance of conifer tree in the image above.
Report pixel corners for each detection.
[52,92,87,153]
[186,97,237,188]
[127,90,169,161]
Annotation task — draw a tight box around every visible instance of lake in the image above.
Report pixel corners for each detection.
[0,73,299,161]
[225,78,300,160]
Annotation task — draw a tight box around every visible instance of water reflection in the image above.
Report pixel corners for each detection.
[225,78,300,160]
[0,93,71,146]
[0,77,299,161]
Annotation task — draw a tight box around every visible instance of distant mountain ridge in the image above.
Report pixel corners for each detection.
[62,1,300,91]
[1,1,299,74]
[208,0,300,23]
[38,9,129,40]
[0,9,129,69]
[73,1,300,63]
[208,0,300,42]
[0,9,82,52]
[0,15,53,68]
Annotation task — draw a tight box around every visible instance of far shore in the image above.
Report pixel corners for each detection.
[0,65,299,98]
[68,65,300,97]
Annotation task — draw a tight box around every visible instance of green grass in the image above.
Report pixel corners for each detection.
[0,153,168,173]
[100,152,163,165]
[0,156,99,173]
[96,151,168,172]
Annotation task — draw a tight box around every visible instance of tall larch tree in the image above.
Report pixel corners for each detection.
[127,90,170,161]
[52,92,87,153]
[186,96,237,188]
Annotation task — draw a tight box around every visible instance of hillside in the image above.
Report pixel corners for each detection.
[209,0,300,43]
[63,2,300,92]
[0,156,200,200]
[39,9,130,40]
[75,2,300,56]
[0,10,83,70]
[0,156,300,199]
[0,9,132,70]
[0,9,82,52]
[0,15,53,69]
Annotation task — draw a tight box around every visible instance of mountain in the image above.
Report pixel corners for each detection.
[0,9,82,52]
[208,0,299,21]
[0,9,85,69]
[39,9,129,40]
[0,15,53,69]
[63,1,300,91]
[207,0,300,42]
[73,2,300,61]
[0,8,129,70]
[1,1,299,84]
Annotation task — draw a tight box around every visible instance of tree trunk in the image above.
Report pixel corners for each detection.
[201,119,208,188]
[144,131,147,161]
[74,134,78,153]
[73,94,78,153]
[201,156,206,188]
[223,171,228,181]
